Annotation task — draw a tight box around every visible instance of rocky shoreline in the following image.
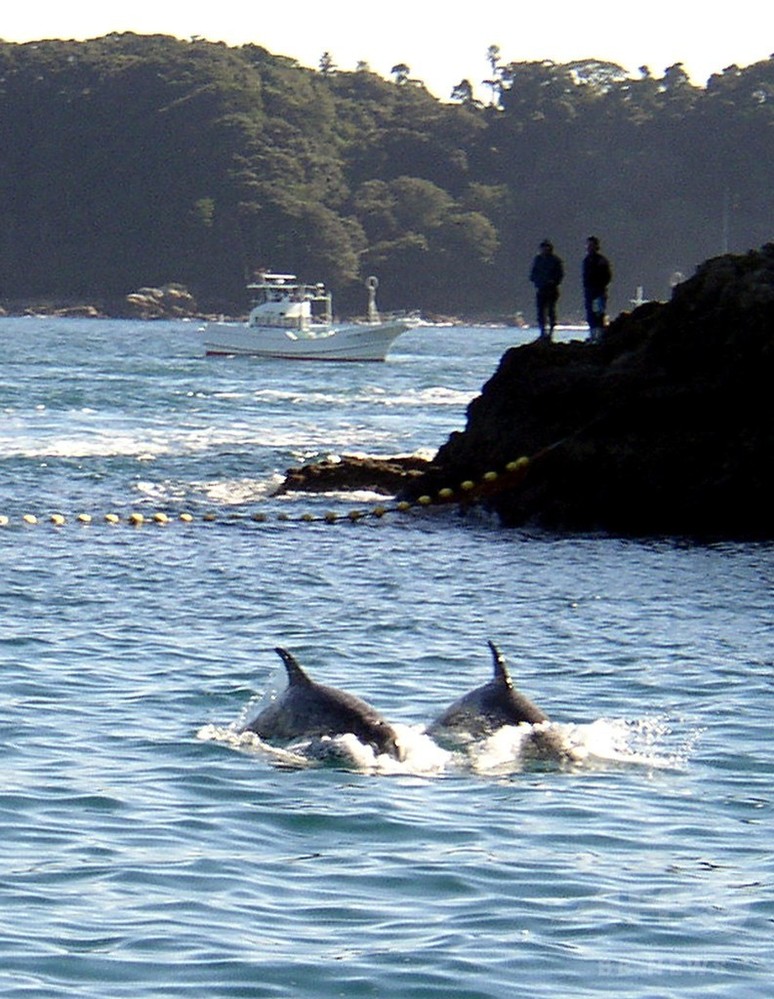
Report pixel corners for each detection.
[0,283,233,321]
[0,284,520,327]
[0,286,460,327]
[281,246,774,540]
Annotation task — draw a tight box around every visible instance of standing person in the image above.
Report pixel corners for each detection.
[529,239,564,340]
[583,236,612,342]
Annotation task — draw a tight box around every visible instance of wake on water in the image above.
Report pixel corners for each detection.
[197,714,688,777]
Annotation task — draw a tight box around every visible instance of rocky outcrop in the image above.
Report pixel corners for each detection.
[124,283,199,319]
[44,304,104,318]
[401,245,774,539]
[277,454,431,496]
[0,301,106,318]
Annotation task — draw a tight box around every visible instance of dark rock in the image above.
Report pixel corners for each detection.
[277,454,433,496]
[402,245,774,539]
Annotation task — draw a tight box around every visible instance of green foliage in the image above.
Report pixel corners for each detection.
[0,35,772,316]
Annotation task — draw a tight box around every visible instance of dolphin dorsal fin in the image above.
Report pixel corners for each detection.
[487,640,513,689]
[275,647,313,686]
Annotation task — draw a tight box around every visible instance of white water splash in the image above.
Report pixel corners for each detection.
[196,721,450,775]
[134,475,286,506]
[197,714,687,777]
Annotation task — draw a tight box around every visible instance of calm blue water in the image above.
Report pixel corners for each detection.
[1,317,771,998]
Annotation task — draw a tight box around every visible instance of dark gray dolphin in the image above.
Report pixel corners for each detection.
[242,647,405,761]
[428,640,549,739]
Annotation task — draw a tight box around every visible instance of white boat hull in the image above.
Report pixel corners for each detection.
[203,320,410,361]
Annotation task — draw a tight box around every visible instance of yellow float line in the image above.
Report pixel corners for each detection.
[0,456,533,529]
[0,509,397,527]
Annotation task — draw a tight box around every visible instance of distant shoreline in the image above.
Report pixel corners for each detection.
[0,300,585,329]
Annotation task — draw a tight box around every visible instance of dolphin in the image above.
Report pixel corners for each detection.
[428,640,549,739]
[241,647,405,761]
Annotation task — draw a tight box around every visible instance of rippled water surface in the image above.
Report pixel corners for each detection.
[1,318,772,997]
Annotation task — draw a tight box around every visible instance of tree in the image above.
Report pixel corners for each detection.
[487,45,501,75]
[451,78,477,106]
[390,63,410,85]
[388,176,455,231]
[483,44,503,106]
[0,36,772,317]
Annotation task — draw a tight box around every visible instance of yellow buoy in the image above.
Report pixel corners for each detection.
[129,512,145,526]
[0,515,9,526]
[348,509,364,521]
[50,514,66,526]
[23,514,38,525]
[105,513,120,524]
[301,512,315,522]
[506,456,530,472]
[396,501,411,512]
[324,511,338,523]
[372,506,386,518]
[251,512,267,523]
[77,513,93,524]
[152,512,169,524]
[418,495,432,506]
[460,480,475,492]
[179,512,194,523]
[483,471,498,482]
[438,487,454,500]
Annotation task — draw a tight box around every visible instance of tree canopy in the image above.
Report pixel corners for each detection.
[0,34,771,317]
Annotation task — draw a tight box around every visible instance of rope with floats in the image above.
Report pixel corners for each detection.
[1,407,616,532]
[0,452,539,530]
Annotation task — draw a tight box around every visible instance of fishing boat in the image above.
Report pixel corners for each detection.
[203,273,413,361]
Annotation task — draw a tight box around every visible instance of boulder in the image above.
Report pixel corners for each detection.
[125,283,198,319]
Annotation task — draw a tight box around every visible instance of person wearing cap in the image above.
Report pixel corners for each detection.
[582,236,612,342]
[529,239,564,340]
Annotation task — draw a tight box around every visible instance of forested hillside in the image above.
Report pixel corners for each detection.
[0,34,772,317]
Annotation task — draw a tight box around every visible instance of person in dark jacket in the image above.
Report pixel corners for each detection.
[582,235,612,341]
[529,239,564,340]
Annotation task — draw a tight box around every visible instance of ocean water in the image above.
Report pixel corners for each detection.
[0,316,771,998]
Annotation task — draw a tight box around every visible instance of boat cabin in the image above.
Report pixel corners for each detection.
[246,273,333,331]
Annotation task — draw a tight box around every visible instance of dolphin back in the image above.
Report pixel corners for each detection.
[244,648,404,761]
[428,641,549,738]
